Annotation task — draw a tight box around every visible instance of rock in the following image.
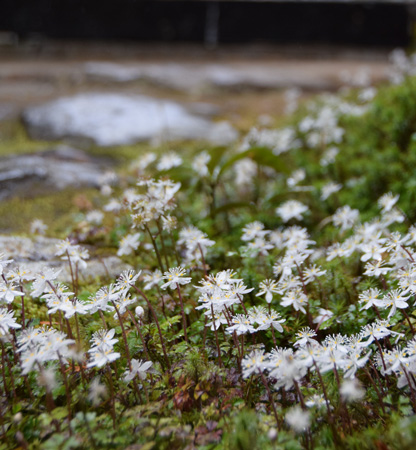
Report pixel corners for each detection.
[84,61,339,92]
[0,145,106,200]
[0,235,131,283]
[23,93,238,146]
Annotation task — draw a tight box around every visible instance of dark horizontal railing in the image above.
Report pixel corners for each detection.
[0,1,412,46]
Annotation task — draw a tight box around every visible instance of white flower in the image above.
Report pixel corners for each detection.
[276,200,309,222]
[313,308,334,329]
[7,266,33,283]
[143,270,163,291]
[0,282,23,304]
[123,359,153,382]
[241,222,268,241]
[241,349,267,378]
[90,329,119,352]
[343,350,372,379]
[226,314,255,336]
[30,219,48,235]
[246,238,274,256]
[320,146,339,166]
[256,279,279,304]
[358,288,381,310]
[192,151,211,177]
[131,152,157,172]
[364,260,392,277]
[85,210,104,226]
[161,215,177,231]
[376,289,410,318]
[281,289,308,314]
[88,378,107,406]
[287,169,306,188]
[303,265,326,284]
[0,308,21,335]
[116,270,141,293]
[157,152,182,171]
[294,327,318,347]
[104,199,122,213]
[87,347,120,368]
[117,233,141,257]
[285,407,310,433]
[178,226,215,262]
[340,379,365,402]
[332,206,359,231]
[305,394,329,409]
[38,367,57,392]
[360,242,385,262]
[378,192,399,212]
[0,254,13,276]
[251,307,286,332]
[161,267,192,290]
[234,158,257,188]
[320,182,342,201]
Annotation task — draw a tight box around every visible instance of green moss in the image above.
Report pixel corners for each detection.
[0,188,97,236]
[0,121,59,157]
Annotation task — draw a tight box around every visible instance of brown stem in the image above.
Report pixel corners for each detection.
[259,370,281,429]
[156,219,170,270]
[98,310,108,329]
[0,343,10,398]
[198,243,208,276]
[210,304,223,368]
[145,224,165,273]
[127,309,150,360]
[402,309,416,336]
[111,301,132,370]
[57,353,72,420]
[176,284,189,343]
[106,365,116,429]
[65,250,77,296]
[364,367,386,415]
[131,285,170,370]
[20,283,26,330]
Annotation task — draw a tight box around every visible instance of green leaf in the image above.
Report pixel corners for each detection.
[207,146,228,174]
[212,201,256,216]
[217,147,288,179]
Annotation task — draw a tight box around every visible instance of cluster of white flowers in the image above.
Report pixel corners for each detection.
[177,225,215,264]
[240,221,274,257]
[194,269,253,329]
[18,326,75,375]
[126,178,181,227]
[55,238,90,270]
[240,126,301,156]
[87,329,120,368]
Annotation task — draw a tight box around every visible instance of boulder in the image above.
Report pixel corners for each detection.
[23,93,238,146]
[0,145,106,200]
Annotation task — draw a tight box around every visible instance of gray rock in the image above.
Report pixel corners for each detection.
[0,235,131,283]
[0,145,106,200]
[84,61,336,92]
[23,93,238,146]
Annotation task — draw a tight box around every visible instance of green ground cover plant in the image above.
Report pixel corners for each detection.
[3,51,416,449]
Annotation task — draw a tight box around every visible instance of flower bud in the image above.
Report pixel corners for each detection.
[13,412,22,423]
[135,306,144,318]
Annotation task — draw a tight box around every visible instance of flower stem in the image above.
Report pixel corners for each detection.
[145,224,165,273]
[131,285,170,370]
[176,284,189,343]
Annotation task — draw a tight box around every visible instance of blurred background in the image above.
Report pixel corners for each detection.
[0,0,415,233]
